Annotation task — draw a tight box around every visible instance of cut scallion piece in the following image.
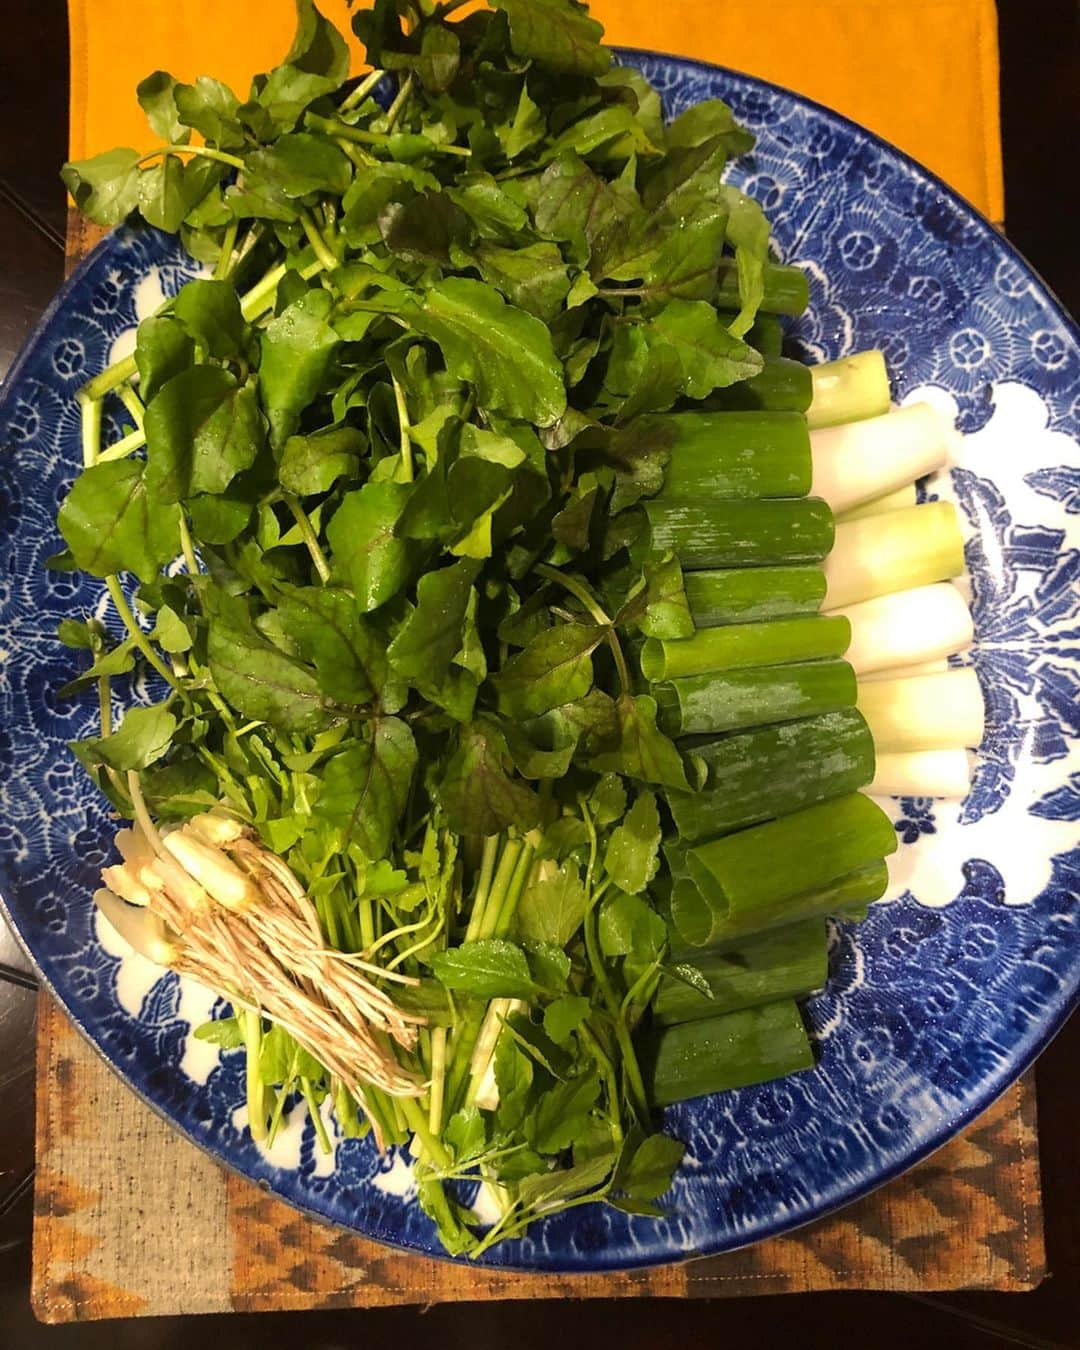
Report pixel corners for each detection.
[823,502,964,609]
[658,412,812,500]
[636,496,835,570]
[654,919,827,1026]
[641,614,850,681]
[717,311,785,357]
[856,668,985,752]
[671,859,889,948]
[670,707,875,840]
[869,748,973,798]
[683,566,826,627]
[643,999,815,1107]
[687,793,896,923]
[836,583,973,676]
[807,350,891,429]
[809,402,951,515]
[654,659,856,737]
[836,482,917,522]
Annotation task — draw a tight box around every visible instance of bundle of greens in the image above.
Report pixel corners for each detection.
[54,0,978,1257]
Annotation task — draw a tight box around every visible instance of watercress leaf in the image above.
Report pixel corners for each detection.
[526,1067,601,1154]
[522,939,571,993]
[77,702,177,772]
[664,962,713,999]
[279,425,366,495]
[172,278,247,361]
[136,70,189,143]
[592,772,627,827]
[379,191,468,264]
[492,0,610,76]
[618,1132,685,1201]
[408,277,566,427]
[492,622,603,720]
[718,185,771,337]
[174,76,244,148]
[516,859,587,947]
[597,889,666,962]
[274,585,386,703]
[447,176,527,240]
[416,22,461,91]
[543,994,590,1046]
[185,490,252,544]
[247,134,352,199]
[431,938,536,1000]
[341,162,441,245]
[60,148,141,227]
[668,99,754,153]
[58,459,179,582]
[468,241,571,325]
[532,151,632,267]
[525,687,618,761]
[501,719,576,781]
[496,81,546,160]
[516,1153,614,1207]
[136,156,216,233]
[327,481,417,613]
[150,605,193,654]
[604,416,676,513]
[314,717,417,858]
[259,289,341,448]
[651,298,762,396]
[144,366,264,504]
[616,553,695,639]
[639,203,727,311]
[194,1016,245,1049]
[445,1105,486,1162]
[551,482,599,554]
[387,557,480,683]
[603,790,661,895]
[438,717,540,836]
[58,636,138,696]
[493,1031,534,1132]
[283,0,351,83]
[615,339,683,422]
[57,618,103,651]
[135,316,194,404]
[207,616,335,734]
[587,693,691,790]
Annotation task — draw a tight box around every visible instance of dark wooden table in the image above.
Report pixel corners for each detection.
[1,3,1076,1344]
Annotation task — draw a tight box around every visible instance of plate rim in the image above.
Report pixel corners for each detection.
[1,47,1078,1272]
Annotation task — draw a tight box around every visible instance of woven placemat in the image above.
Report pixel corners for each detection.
[32,995,1045,1321]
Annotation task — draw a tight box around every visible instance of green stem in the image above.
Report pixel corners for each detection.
[428,1025,447,1135]
[116,384,144,429]
[464,836,501,942]
[241,1010,268,1142]
[612,1018,650,1125]
[301,1077,332,1154]
[491,843,535,937]
[78,394,102,468]
[282,493,332,583]
[104,576,184,693]
[177,509,199,576]
[385,73,414,130]
[298,208,338,273]
[136,143,245,171]
[82,354,136,402]
[579,1020,623,1149]
[306,113,470,155]
[475,839,522,941]
[214,220,239,281]
[97,425,146,462]
[340,67,385,112]
[391,373,414,483]
[97,675,112,737]
[399,1094,453,1170]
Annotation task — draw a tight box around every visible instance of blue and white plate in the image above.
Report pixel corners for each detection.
[1,53,1077,1272]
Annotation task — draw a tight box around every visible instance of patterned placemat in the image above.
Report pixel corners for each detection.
[32,995,1045,1320]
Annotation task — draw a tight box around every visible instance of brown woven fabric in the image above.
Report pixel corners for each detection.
[30,210,1046,1323]
[32,996,1045,1321]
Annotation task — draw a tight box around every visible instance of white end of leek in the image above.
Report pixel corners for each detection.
[860,658,951,683]
[857,668,985,752]
[811,402,951,516]
[837,584,974,676]
[836,483,917,522]
[93,887,177,966]
[870,749,973,798]
[823,502,965,610]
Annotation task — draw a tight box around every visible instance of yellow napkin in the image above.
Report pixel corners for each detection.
[68,0,1003,221]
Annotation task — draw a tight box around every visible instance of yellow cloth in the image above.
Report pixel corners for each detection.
[68,0,1003,221]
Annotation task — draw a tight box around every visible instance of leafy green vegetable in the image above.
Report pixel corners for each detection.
[315,717,417,857]
[144,366,264,503]
[58,460,179,582]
